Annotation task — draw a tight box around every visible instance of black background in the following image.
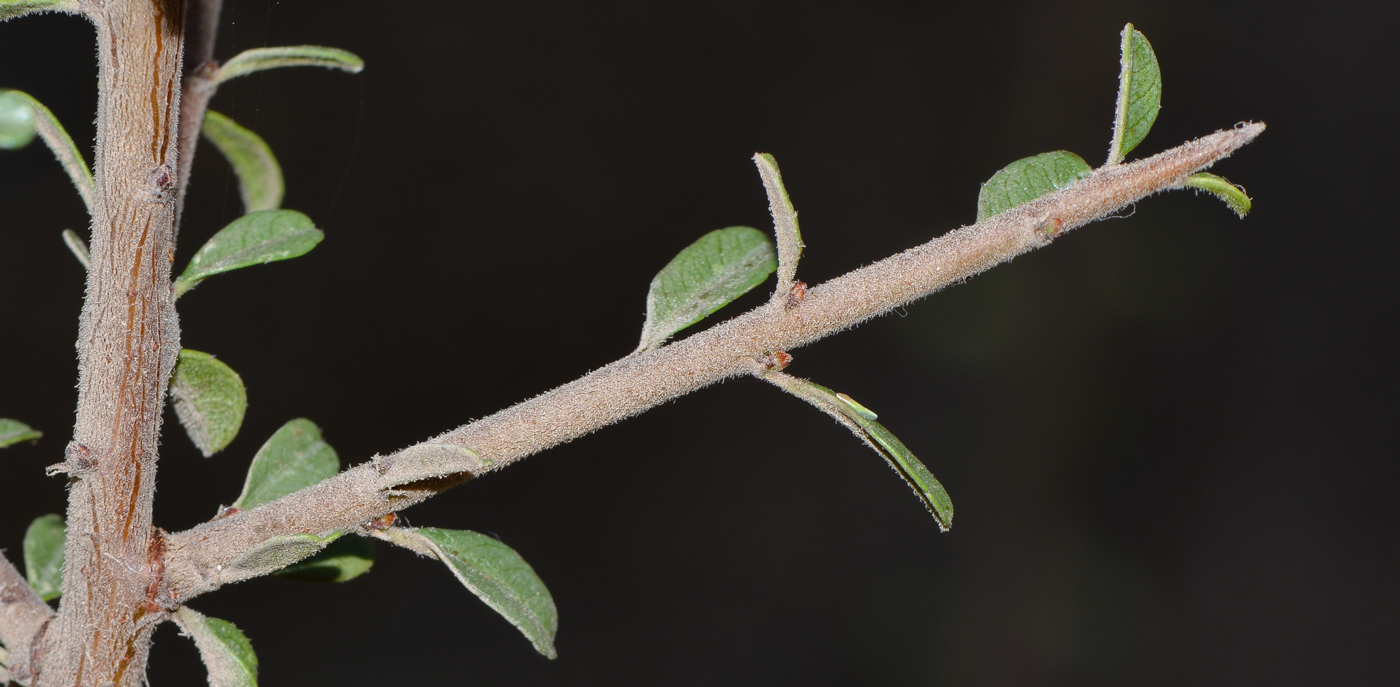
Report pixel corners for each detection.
[2,1,1397,685]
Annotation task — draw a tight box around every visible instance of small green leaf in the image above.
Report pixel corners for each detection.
[384,528,558,658]
[215,46,365,84]
[763,374,954,531]
[1183,172,1251,218]
[0,89,36,149]
[234,419,339,510]
[1107,23,1162,164]
[175,606,259,687]
[23,513,64,601]
[0,90,93,211]
[171,350,247,457]
[0,418,42,447]
[223,532,341,584]
[379,442,489,489]
[976,151,1093,222]
[276,534,374,583]
[173,209,323,298]
[753,153,804,291]
[0,0,73,23]
[202,110,284,213]
[61,229,90,268]
[637,226,777,352]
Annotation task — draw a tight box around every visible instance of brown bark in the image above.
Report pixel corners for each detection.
[34,1,186,685]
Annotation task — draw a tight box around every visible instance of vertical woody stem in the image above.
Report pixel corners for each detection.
[36,0,185,685]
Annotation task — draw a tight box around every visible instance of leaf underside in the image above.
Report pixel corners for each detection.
[173,209,323,298]
[387,527,559,659]
[234,418,339,510]
[0,0,70,24]
[176,606,259,687]
[216,45,365,84]
[0,418,42,447]
[753,153,803,288]
[976,151,1093,222]
[637,226,777,351]
[171,349,248,457]
[203,110,285,213]
[0,89,36,149]
[275,534,374,582]
[23,513,65,601]
[1109,23,1162,164]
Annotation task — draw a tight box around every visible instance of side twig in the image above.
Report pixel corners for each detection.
[163,124,1264,602]
[0,554,53,685]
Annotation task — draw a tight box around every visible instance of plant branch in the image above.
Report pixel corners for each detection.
[173,0,224,237]
[0,553,53,685]
[162,124,1264,602]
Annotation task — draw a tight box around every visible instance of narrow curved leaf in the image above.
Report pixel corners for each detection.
[173,209,323,298]
[977,151,1093,221]
[203,110,284,213]
[384,527,558,658]
[276,535,374,582]
[637,226,777,352]
[0,90,93,210]
[0,0,74,23]
[763,374,954,531]
[175,606,259,687]
[1183,172,1251,218]
[753,153,803,291]
[1107,23,1162,164]
[234,419,339,510]
[215,46,365,84]
[171,350,247,457]
[0,418,42,447]
[23,513,64,601]
[61,229,89,268]
[379,442,489,489]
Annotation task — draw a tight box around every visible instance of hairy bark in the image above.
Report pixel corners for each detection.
[31,1,186,685]
[161,124,1263,603]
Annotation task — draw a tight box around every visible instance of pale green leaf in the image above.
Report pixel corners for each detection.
[385,528,558,658]
[223,532,340,585]
[1183,172,1251,218]
[202,110,284,213]
[0,418,42,447]
[173,210,323,298]
[976,151,1093,221]
[215,46,364,84]
[764,374,954,531]
[0,0,74,23]
[175,606,259,687]
[61,229,90,268]
[637,226,776,352]
[23,513,64,601]
[379,442,490,489]
[0,90,93,210]
[1107,23,1162,164]
[171,350,247,457]
[276,534,374,583]
[753,153,803,290]
[234,419,339,510]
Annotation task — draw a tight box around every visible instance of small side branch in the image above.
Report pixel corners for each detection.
[173,0,225,237]
[0,553,53,683]
[163,124,1263,602]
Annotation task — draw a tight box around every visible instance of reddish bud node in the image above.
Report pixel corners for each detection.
[368,513,397,530]
[785,281,807,309]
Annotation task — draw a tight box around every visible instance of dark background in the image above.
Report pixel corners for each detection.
[2,1,1396,685]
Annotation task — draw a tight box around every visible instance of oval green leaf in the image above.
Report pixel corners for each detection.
[275,534,374,583]
[175,606,259,687]
[637,226,777,352]
[976,151,1093,221]
[171,349,247,457]
[23,513,64,601]
[1183,172,1251,218]
[234,419,339,510]
[0,0,73,21]
[385,527,558,659]
[1107,23,1162,164]
[173,209,323,298]
[0,418,42,447]
[0,90,93,210]
[215,46,365,84]
[203,110,284,213]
